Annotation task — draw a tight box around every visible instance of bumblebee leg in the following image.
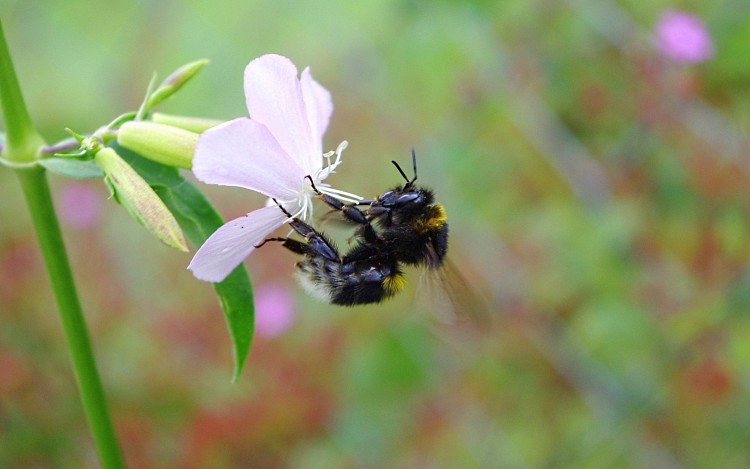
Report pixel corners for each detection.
[270,198,294,218]
[304,183,384,247]
[299,230,337,261]
[354,199,376,206]
[322,194,370,225]
[255,237,309,255]
[286,217,318,239]
[349,197,391,225]
[255,232,338,262]
[304,176,370,226]
[267,196,341,261]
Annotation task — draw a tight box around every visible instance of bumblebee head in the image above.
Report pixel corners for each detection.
[384,150,449,267]
[375,150,438,222]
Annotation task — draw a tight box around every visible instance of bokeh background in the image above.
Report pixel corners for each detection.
[2,0,750,467]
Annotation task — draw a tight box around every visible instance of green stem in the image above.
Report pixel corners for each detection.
[0,20,44,163]
[16,166,125,469]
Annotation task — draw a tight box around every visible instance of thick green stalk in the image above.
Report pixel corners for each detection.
[1,20,124,468]
[16,167,124,469]
[0,20,44,163]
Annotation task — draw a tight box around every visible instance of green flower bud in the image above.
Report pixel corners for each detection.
[147,59,209,108]
[95,147,188,251]
[152,112,223,133]
[117,121,197,169]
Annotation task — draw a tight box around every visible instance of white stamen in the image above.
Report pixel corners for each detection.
[322,150,334,173]
[317,140,349,180]
[331,140,348,170]
[310,140,362,204]
[318,186,363,203]
[276,139,362,235]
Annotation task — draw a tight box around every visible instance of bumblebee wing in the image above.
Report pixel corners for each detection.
[423,235,443,270]
[318,209,353,227]
[417,250,493,329]
[316,210,364,246]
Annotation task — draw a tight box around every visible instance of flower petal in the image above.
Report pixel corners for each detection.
[244,54,318,176]
[188,205,287,282]
[192,117,305,200]
[300,67,333,172]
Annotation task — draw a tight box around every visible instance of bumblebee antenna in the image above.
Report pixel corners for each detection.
[391,148,419,186]
[410,147,418,183]
[391,160,409,184]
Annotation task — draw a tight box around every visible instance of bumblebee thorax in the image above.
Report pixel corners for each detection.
[411,203,447,235]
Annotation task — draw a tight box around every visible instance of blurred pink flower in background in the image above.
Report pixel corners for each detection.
[58,182,103,230]
[654,10,714,64]
[254,282,296,338]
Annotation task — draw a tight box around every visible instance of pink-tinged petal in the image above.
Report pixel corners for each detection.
[300,66,333,172]
[244,54,317,175]
[188,205,286,282]
[192,117,305,200]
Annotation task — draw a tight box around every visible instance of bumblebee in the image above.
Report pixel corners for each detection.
[257,150,449,306]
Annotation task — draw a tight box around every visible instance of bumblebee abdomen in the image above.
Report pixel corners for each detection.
[295,256,404,306]
[294,257,342,303]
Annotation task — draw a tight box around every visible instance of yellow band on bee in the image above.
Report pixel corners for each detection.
[412,204,447,235]
[383,273,406,296]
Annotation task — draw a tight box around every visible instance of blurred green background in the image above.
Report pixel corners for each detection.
[2,0,750,467]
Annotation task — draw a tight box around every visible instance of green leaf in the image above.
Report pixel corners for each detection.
[112,142,254,380]
[39,157,104,179]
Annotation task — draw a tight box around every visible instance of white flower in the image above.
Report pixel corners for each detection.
[188,54,360,282]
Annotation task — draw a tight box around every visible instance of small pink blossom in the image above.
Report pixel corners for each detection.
[654,10,714,64]
[188,54,360,282]
[58,183,103,230]
[254,282,296,338]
